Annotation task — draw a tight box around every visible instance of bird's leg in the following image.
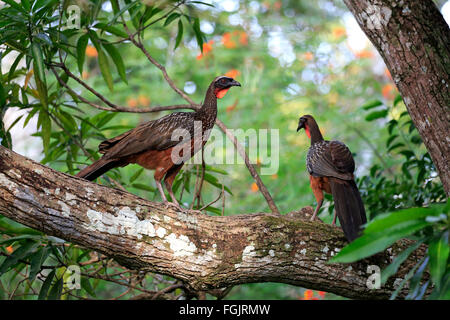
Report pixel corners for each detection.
[311,199,323,221]
[155,179,168,202]
[332,209,337,226]
[310,176,324,221]
[163,165,184,211]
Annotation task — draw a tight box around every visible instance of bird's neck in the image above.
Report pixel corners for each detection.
[196,85,218,128]
[307,121,324,145]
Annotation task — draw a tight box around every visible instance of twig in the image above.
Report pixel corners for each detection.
[215,119,280,214]
[151,283,185,300]
[199,183,224,211]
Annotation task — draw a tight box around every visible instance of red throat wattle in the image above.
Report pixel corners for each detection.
[215,88,230,99]
[305,125,311,139]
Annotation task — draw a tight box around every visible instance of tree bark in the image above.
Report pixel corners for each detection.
[344,0,450,195]
[0,146,425,299]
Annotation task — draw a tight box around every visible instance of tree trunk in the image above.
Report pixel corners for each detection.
[344,0,450,195]
[0,146,425,299]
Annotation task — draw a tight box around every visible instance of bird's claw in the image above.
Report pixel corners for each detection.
[163,201,184,211]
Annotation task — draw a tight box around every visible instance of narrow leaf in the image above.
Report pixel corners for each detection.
[38,269,55,300]
[429,232,449,288]
[174,20,183,50]
[76,34,89,75]
[102,42,127,84]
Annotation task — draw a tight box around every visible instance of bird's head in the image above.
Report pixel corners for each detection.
[212,76,241,99]
[297,114,315,139]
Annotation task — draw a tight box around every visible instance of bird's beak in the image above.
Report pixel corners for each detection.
[231,80,241,87]
[297,118,306,132]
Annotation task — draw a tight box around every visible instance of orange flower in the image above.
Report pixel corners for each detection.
[303,289,314,300]
[127,97,138,108]
[197,40,214,60]
[138,94,150,107]
[222,32,236,49]
[332,26,346,39]
[303,52,314,61]
[239,32,248,45]
[203,40,214,53]
[225,69,240,79]
[251,182,259,192]
[85,45,98,58]
[6,246,13,254]
[355,49,374,59]
[81,71,89,80]
[382,83,396,100]
[318,291,326,298]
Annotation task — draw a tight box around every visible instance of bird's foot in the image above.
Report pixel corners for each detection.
[163,201,184,211]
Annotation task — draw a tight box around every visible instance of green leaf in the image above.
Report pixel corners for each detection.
[192,17,203,52]
[38,109,51,154]
[132,183,155,192]
[3,0,28,13]
[164,13,180,26]
[189,1,215,7]
[174,20,184,50]
[0,82,5,108]
[329,220,431,263]
[361,99,383,110]
[129,168,144,183]
[429,231,449,288]
[81,277,96,297]
[364,206,439,234]
[76,34,89,75]
[21,0,31,11]
[387,142,405,153]
[102,42,127,84]
[8,52,24,82]
[381,240,424,284]
[94,23,128,38]
[88,31,114,91]
[38,269,55,300]
[393,94,403,106]
[47,276,63,300]
[0,240,39,275]
[30,42,46,84]
[386,134,398,148]
[365,109,388,121]
[108,0,140,26]
[406,257,429,299]
[29,246,50,282]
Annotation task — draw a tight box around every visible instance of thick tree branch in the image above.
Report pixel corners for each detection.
[0,146,425,299]
[344,0,450,195]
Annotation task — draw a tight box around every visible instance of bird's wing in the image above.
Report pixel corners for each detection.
[101,112,197,159]
[307,140,354,180]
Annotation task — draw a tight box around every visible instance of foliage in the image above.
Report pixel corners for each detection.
[330,200,450,300]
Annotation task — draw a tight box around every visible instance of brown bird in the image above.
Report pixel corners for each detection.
[297,115,367,241]
[76,76,241,208]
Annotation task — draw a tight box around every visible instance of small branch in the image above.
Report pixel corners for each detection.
[199,183,224,211]
[215,119,280,215]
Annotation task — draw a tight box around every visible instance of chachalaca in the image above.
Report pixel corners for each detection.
[297,115,367,241]
[76,76,241,208]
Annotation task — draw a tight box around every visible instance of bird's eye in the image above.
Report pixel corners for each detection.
[220,78,227,84]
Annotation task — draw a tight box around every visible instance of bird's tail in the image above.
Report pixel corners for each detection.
[76,158,119,181]
[329,177,367,242]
